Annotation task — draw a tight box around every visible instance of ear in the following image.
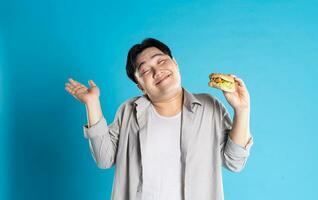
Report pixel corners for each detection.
[137,83,145,93]
[172,57,178,66]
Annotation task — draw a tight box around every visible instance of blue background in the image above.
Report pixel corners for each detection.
[1,0,317,199]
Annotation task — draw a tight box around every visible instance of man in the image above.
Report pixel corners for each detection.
[65,38,253,200]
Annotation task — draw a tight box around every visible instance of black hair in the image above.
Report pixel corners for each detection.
[126,38,173,84]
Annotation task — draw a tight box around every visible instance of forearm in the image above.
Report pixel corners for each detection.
[85,100,103,128]
[229,108,251,148]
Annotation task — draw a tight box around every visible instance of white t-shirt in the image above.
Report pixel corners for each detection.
[142,104,183,200]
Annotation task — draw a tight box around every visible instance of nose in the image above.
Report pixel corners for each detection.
[153,69,164,79]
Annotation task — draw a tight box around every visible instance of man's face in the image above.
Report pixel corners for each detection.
[134,47,182,102]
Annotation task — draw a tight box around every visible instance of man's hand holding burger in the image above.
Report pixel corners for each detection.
[209,73,252,148]
[209,73,250,112]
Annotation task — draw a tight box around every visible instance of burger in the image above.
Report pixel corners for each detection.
[209,73,236,92]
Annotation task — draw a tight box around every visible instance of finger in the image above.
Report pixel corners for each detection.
[65,86,74,94]
[65,83,74,90]
[68,81,87,90]
[67,85,81,95]
[72,85,85,95]
[68,78,80,87]
[65,82,76,89]
[234,77,245,87]
[65,83,72,88]
[74,87,87,96]
[88,80,96,87]
[65,84,72,90]
[222,90,232,98]
[65,85,78,95]
[228,74,237,78]
[78,83,87,89]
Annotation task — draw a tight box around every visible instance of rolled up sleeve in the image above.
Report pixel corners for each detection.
[225,135,253,158]
[82,105,123,169]
[83,116,108,139]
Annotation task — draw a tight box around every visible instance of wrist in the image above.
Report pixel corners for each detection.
[85,99,101,109]
[234,106,250,115]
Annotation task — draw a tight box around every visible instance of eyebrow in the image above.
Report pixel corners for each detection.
[137,53,165,71]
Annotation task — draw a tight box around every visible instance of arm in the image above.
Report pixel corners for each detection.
[216,75,254,172]
[85,99,103,127]
[217,100,253,173]
[65,78,120,169]
[83,100,123,169]
[229,108,252,148]
[223,75,253,149]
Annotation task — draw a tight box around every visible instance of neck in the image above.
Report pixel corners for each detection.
[151,88,184,117]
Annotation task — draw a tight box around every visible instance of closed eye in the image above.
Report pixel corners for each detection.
[142,69,150,75]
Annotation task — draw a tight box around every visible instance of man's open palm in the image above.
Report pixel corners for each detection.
[65,78,100,104]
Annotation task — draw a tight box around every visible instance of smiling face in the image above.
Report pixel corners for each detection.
[134,47,182,103]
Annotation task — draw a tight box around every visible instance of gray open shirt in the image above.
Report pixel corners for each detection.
[83,88,254,200]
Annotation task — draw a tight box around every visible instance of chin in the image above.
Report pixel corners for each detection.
[158,82,182,98]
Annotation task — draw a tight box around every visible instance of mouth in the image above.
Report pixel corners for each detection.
[155,74,171,85]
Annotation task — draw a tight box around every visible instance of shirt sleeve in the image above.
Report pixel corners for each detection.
[83,116,108,139]
[82,105,124,169]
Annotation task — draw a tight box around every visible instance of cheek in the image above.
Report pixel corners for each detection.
[170,65,180,75]
[167,61,178,71]
[143,77,155,87]
[172,69,181,82]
